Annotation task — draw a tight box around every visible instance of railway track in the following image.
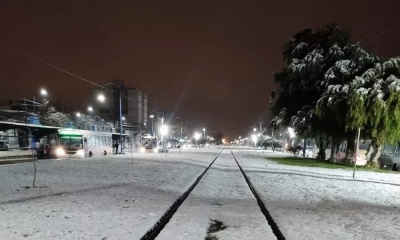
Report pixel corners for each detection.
[140,148,285,240]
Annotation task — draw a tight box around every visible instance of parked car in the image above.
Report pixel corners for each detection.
[0,141,9,151]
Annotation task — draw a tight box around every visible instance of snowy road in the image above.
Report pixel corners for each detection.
[156,149,276,240]
[0,149,221,240]
[234,149,400,240]
[1,147,400,240]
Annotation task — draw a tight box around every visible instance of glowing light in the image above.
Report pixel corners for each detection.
[140,147,146,153]
[88,106,93,112]
[56,148,65,156]
[153,147,159,153]
[253,128,257,132]
[40,89,47,96]
[97,94,105,102]
[288,127,296,138]
[122,116,126,121]
[194,132,201,140]
[160,125,168,135]
[76,112,81,117]
[150,115,154,118]
[77,149,84,156]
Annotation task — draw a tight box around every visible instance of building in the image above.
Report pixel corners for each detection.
[88,81,148,128]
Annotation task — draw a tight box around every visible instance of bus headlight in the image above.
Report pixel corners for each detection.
[153,147,159,153]
[140,147,146,153]
[77,149,84,156]
[56,148,65,156]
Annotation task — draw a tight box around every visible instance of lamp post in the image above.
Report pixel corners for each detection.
[98,83,123,154]
[150,115,154,136]
[160,124,168,150]
[194,132,201,149]
[33,88,47,113]
[238,136,241,146]
[252,134,257,150]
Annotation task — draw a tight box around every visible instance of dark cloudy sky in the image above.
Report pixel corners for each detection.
[0,0,399,139]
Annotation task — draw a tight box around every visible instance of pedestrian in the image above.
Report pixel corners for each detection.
[45,144,50,159]
[115,142,119,154]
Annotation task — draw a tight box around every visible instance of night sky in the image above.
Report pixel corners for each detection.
[1,0,399,139]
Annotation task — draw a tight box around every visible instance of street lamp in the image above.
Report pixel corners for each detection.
[76,112,81,117]
[253,128,257,132]
[97,93,105,102]
[150,115,154,136]
[160,125,168,149]
[40,89,47,96]
[88,106,93,112]
[203,128,206,138]
[97,83,123,153]
[33,88,48,113]
[194,132,201,149]
[252,134,257,149]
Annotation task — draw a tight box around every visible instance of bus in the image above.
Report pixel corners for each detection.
[140,134,159,153]
[41,128,114,158]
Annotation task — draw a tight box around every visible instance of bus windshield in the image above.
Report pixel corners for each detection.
[59,135,83,150]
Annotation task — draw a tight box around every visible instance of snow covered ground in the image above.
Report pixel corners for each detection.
[157,149,275,240]
[1,147,399,240]
[233,149,400,240]
[0,148,221,240]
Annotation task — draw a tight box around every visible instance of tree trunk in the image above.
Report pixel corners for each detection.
[365,141,374,162]
[316,134,329,161]
[344,134,355,164]
[366,141,382,168]
[329,137,340,163]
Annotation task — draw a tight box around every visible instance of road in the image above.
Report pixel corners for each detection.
[0,147,399,240]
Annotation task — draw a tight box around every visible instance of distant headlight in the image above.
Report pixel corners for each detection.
[56,148,65,156]
[153,147,159,153]
[77,149,84,156]
[140,147,146,153]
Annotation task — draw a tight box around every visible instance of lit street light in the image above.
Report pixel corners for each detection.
[40,89,47,96]
[88,106,93,112]
[122,116,126,121]
[253,128,257,132]
[97,83,123,153]
[97,93,105,102]
[252,134,257,149]
[33,88,48,113]
[76,112,81,117]
[160,125,169,150]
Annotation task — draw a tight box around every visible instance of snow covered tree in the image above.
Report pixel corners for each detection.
[346,57,400,167]
[270,24,352,160]
[316,44,379,162]
[40,107,69,127]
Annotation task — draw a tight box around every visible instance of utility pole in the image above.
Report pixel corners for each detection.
[259,122,263,132]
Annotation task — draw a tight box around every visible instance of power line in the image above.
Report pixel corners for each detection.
[363,26,393,47]
[17,49,164,113]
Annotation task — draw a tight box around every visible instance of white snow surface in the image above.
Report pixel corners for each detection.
[157,149,275,240]
[0,149,220,240]
[1,147,400,240]
[233,149,400,240]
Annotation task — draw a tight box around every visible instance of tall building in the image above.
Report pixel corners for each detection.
[88,81,147,127]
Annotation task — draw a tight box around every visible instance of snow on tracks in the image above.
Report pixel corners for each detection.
[155,149,277,240]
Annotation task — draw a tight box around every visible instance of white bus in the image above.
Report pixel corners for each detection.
[52,128,113,158]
